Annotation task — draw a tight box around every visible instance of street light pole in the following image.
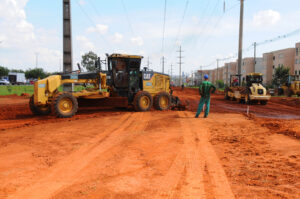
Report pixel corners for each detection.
[253,42,256,73]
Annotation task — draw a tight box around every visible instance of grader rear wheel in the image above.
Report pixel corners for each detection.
[154,92,171,111]
[29,95,51,115]
[133,91,153,112]
[52,92,78,118]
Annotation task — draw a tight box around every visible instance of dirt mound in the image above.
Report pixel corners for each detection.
[261,120,300,139]
[270,97,300,108]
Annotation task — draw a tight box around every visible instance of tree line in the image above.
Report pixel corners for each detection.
[1,51,293,87]
[0,51,99,80]
[0,66,54,79]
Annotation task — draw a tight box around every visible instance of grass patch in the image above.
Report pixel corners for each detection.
[0,85,95,96]
[0,85,34,96]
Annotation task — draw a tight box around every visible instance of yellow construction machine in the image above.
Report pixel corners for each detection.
[30,54,182,118]
[225,73,271,105]
[276,75,300,97]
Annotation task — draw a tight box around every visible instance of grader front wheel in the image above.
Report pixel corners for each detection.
[154,92,171,111]
[29,95,51,115]
[52,92,78,118]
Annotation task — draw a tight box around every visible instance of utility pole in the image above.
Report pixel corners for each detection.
[253,42,256,73]
[161,56,165,73]
[144,57,151,70]
[170,63,173,80]
[63,0,73,91]
[147,57,151,69]
[200,65,203,84]
[217,59,219,82]
[35,52,39,68]
[177,45,184,86]
[237,0,244,82]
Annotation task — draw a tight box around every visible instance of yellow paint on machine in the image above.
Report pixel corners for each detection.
[142,72,170,96]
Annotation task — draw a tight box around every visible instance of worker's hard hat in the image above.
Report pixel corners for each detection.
[204,74,209,79]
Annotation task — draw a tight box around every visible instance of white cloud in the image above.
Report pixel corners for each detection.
[0,0,62,71]
[253,10,281,27]
[87,24,108,35]
[76,36,95,50]
[112,33,123,43]
[131,36,144,46]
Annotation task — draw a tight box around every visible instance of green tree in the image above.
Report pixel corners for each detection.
[216,79,225,89]
[10,69,25,73]
[272,65,290,87]
[0,66,9,77]
[81,51,98,71]
[25,68,47,79]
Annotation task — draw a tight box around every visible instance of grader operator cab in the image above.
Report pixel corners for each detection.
[30,53,182,118]
[225,73,271,105]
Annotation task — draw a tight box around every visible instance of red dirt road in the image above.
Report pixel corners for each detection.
[0,89,299,199]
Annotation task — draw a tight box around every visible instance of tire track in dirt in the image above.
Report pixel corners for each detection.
[154,111,206,199]
[178,111,206,199]
[153,111,186,199]
[182,111,235,199]
[50,111,153,198]
[7,112,147,199]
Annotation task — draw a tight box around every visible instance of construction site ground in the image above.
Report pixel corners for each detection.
[0,88,299,199]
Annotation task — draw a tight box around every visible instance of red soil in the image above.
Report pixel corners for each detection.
[0,88,299,199]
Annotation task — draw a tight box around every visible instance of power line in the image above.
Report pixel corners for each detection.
[120,0,136,37]
[256,28,300,46]
[191,0,222,49]
[75,0,108,45]
[198,2,240,50]
[167,0,189,60]
[174,0,189,45]
[161,0,167,55]
[203,27,300,69]
[87,0,102,18]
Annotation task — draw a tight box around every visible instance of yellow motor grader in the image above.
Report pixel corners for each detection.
[224,73,271,105]
[30,54,183,118]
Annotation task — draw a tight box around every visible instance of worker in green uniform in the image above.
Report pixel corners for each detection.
[195,74,216,118]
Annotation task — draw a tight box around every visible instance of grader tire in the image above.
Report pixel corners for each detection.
[133,91,153,112]
[29,95,51,115]
[154,92,171,111]
[52,92,78,118]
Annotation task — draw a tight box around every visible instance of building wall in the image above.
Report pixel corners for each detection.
[254,58,266,84]
[223,64,228,84]
[263,53,274,85]
[211,69,216,84]
[241,58,255,79]
[295,43,300,75]
[217,67,224,82]
[272,48,295,74]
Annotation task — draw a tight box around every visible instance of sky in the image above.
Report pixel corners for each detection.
[0,0,300,75]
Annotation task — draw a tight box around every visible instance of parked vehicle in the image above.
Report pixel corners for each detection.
[8,72,26,85]
[0,79,10,85]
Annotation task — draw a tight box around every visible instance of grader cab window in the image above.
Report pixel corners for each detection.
[112,59,128,88]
